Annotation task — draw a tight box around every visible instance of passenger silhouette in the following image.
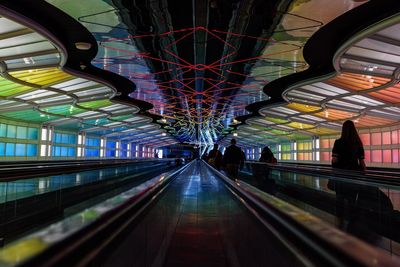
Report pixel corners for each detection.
[222,139,244,179]
[207,144,223,170]
[331,120,366,171]
[328,121,397,244]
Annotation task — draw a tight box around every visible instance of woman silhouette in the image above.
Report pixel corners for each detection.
[332,120,366,171]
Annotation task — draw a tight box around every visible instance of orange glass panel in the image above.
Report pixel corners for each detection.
[369,84,400,103]
[327,72,390,91]
[355,116,396,127]
[321,139,329,149]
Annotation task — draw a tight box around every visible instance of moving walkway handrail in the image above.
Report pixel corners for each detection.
[246,161,400,187]
[205,161,400,267]
[0,158,176,181]
[0,160,193,267]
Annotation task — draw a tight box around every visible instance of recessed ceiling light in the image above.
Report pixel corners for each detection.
[75,42,92,50]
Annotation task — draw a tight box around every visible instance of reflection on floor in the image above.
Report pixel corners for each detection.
[102,160,304,267]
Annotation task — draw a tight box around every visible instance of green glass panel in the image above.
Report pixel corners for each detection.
[16,126,27,139]
[6,125,16,138]
[78,100,111,109]
[0,124,6,137]
[44,105,85,116]
[2,111,59,122]
[109,115,132,121]
[28,128,38,140]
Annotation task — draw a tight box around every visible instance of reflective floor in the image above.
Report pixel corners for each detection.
[102,160,306,267]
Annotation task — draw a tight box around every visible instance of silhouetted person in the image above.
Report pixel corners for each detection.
[222,139,243,179]
[201,152,209,161]
[154,151,159,158]
[259,146,277,164]
[332,120,366,171]
[254,146,277,181]
[208,144,223,170]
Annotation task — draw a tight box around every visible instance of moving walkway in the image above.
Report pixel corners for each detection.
[0,160,397,267]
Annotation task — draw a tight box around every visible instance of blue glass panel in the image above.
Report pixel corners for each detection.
[27,144,37,156]
[6,125,16,138]
[61,147,68,157]
[120,150,127,157]
[69,135,76,144]
[61,134,68,144]
[106,141,116,149]
[0,142,5,156]
[68,147,75,157]
[121,143,128,150]
[15,143,25,156]
[27,128,38,140]
[55,133,62,143]
[16,126,27,139]
[106,150,115,157]
[6,143,15,156]
[0,124,6,137]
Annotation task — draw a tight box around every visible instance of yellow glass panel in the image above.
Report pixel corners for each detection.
[286,121,314,130]
[286,103,321,113]
[9,68,73,86]
[264,117,289,124]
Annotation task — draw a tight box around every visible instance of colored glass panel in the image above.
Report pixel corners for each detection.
[9,68,72,86]
[327,73,390,91]
[78,100,112,109]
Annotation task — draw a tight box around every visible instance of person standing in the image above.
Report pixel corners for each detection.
[222,139,244,179]
[208,144,223,170]
[330,120,366,232]
[331,120,366,171]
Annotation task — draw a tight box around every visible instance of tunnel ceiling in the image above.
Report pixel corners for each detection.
[1,0,400,148]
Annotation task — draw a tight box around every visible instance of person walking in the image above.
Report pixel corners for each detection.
[222,139,244,179]
[207,144,223,170]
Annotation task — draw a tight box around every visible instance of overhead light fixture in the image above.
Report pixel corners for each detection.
[161,133,167,136]
[75,42,92,50]
[233,132,238,137]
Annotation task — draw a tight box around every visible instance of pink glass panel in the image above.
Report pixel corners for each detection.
[364,150,371,162]
[383,150,392,163]
[360,133,370,145]
[371,133,382,145]
[393,149,399,163]
[372,150,382,163]
[392,130,398,144]
[321,152,330,161]
[382,132,391,145]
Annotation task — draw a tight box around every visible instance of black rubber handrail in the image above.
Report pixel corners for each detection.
[246,161,400,187]
[205,161,400,267]
[0,159,177,181]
